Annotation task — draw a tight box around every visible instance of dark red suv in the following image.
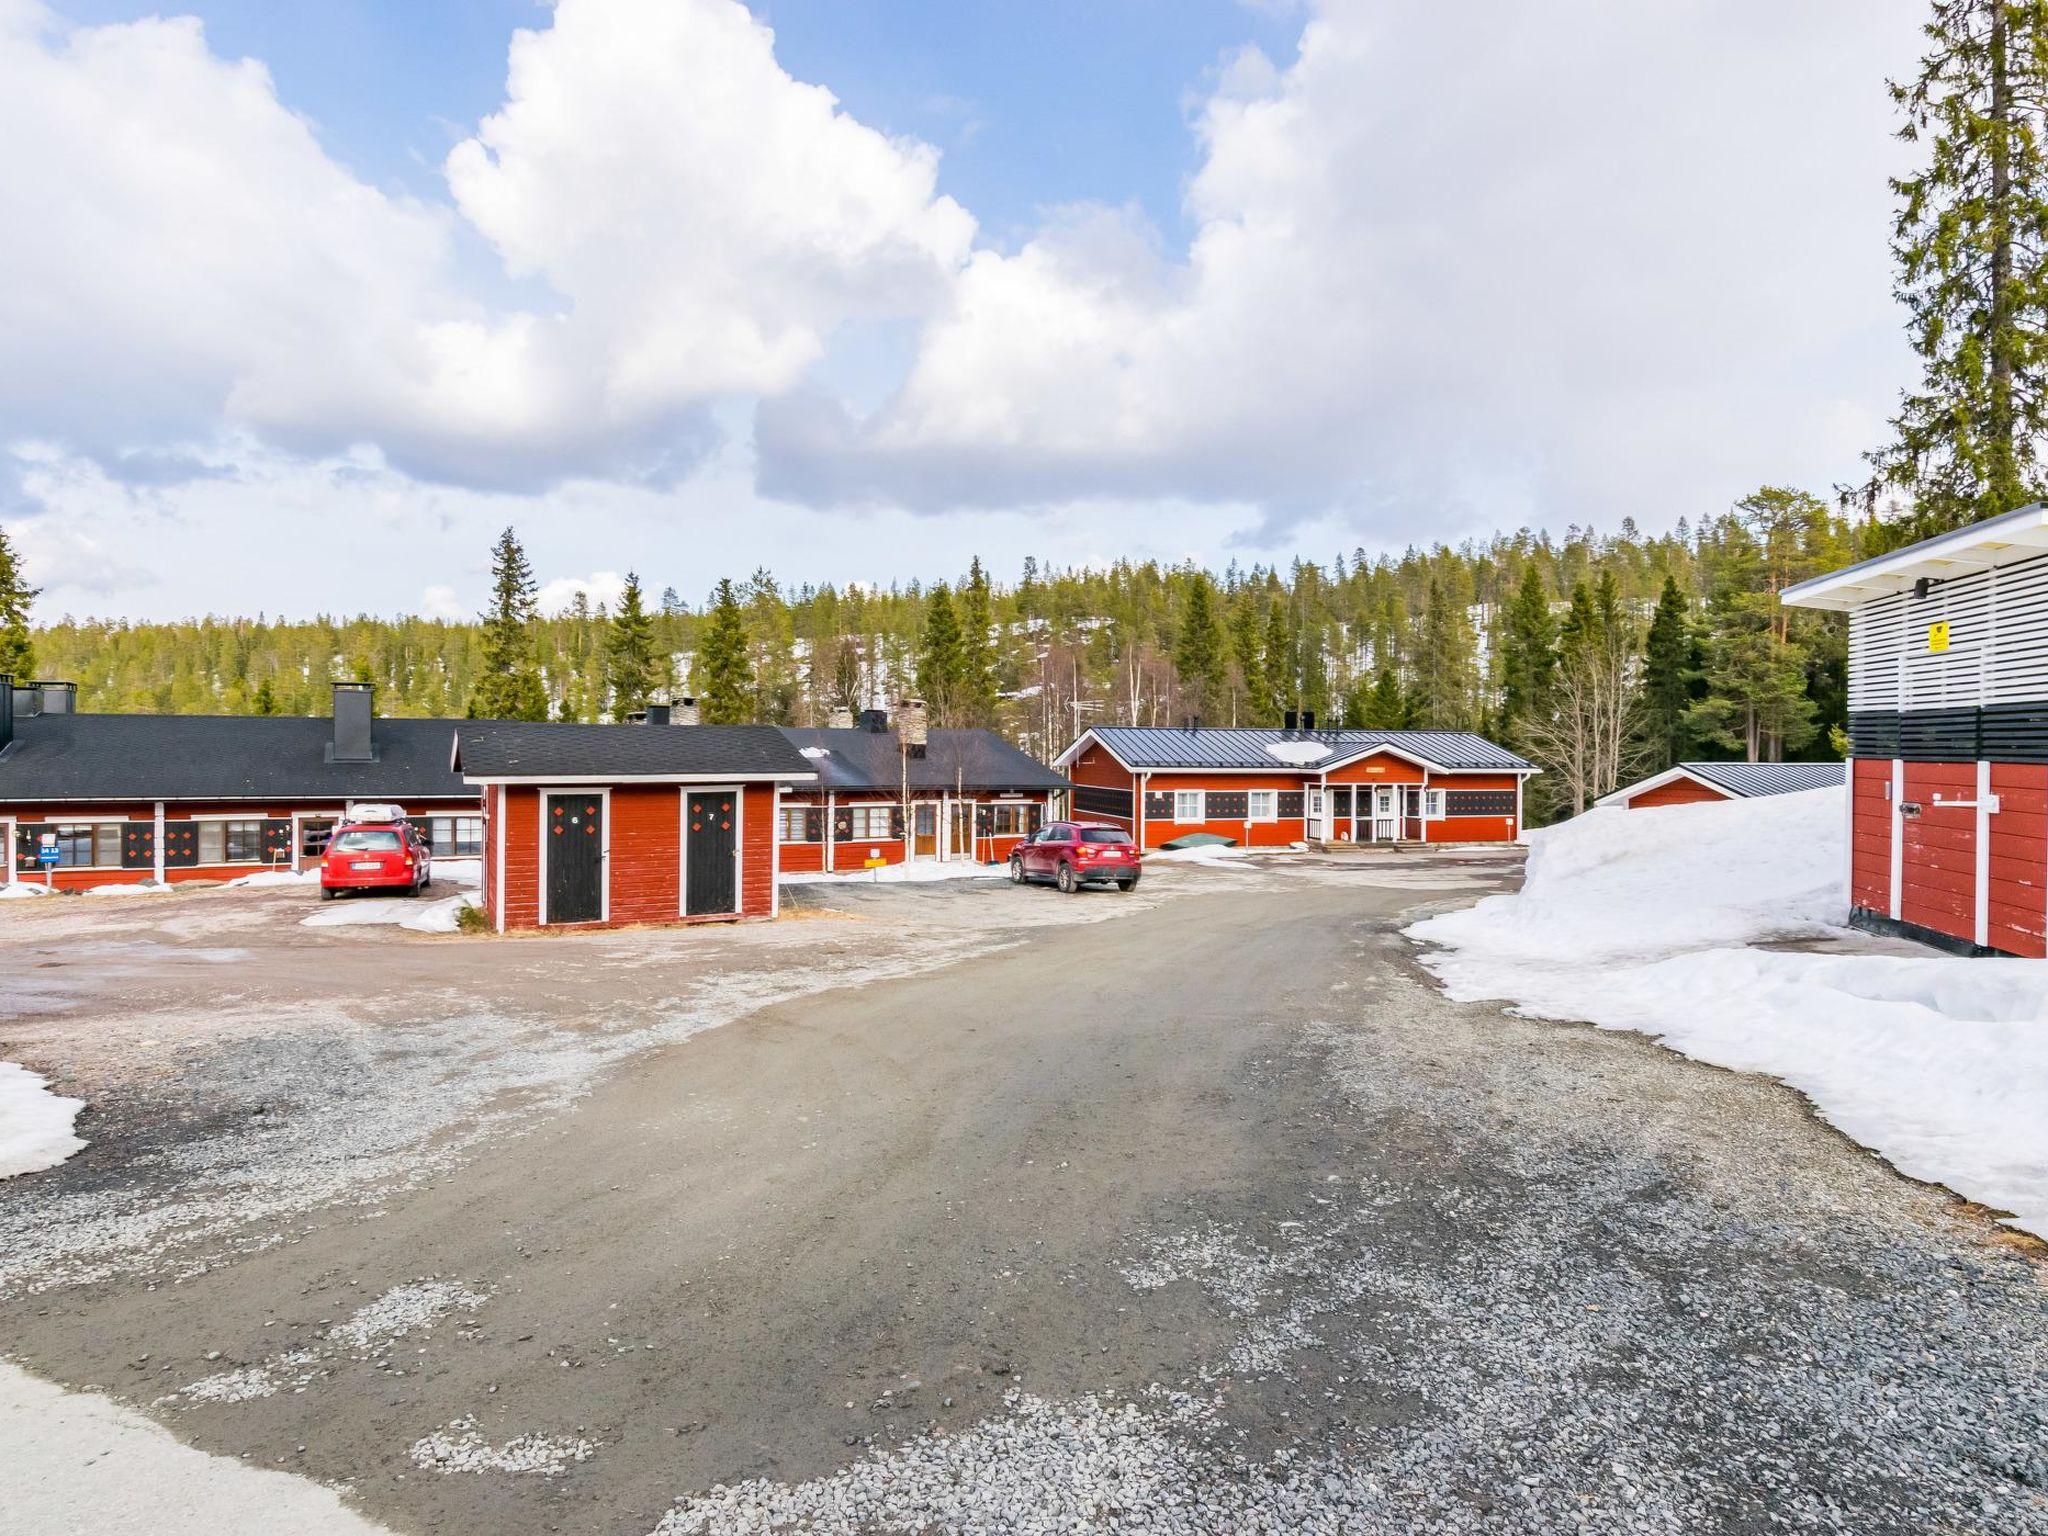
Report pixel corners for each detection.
[1009,821,1141,893]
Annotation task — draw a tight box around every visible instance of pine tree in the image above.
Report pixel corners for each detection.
[467,527,548,721]
[0,527,38,682]
[1498,565,1556,735]
[1876,0,2048,532]
[252,675,278,716]
[917,583,964,722]
[1172,572,1227,722]
[605,571,659,717]
[695,578,754,724]
[1349,666,1408,729]
[957,558,998,726]
[1639,574,1695,770]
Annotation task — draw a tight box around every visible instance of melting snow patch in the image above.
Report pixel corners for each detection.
[85,882,174,896]
[412,1418,595,1477]
[301,892,478,932]
[781,863,1006,885]
[226,869,319,888]
[0,883,46,899]
[0,1061,86,1179]
[1408,787,2048,1239]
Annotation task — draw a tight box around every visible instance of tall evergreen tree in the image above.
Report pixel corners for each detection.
[695,578,754,724]
[0,527,39,682]
[1261,601,1294,719]
[1876,0,2048,532]
[917,583,965,721]
[1412,574,1477,729]
[1639,574,1695,771]
[1348,666,1409,729]
[1172,572,1228,722]
[467,527,548,721]
[604,570,659,716]
[957,558,998,726]
[1229,596,1265,724]
[1498,565,1556,735]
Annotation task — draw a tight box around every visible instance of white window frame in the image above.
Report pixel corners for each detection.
[1172,789,1205,823]
[1245,789,1279,823]
[779,805,819,843]
[1424,789,1446,821]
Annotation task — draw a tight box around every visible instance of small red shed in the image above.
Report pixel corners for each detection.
[1598,762,1844,811]
[1784,502,2048,956]
[453,720,816,933]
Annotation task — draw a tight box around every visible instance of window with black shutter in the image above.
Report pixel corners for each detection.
[1143,790,1173,820]
[1277,791,1304,818]
[1442,790,1517,818]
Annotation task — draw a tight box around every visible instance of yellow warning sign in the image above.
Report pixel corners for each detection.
[1928,621,1951,654]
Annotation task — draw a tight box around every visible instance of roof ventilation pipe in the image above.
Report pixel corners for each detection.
[1300,708,1317,733]
[1283,709,1299,732]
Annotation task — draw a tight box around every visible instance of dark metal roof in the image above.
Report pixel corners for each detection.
[776,727,1069,794]
[1680,761,1844,798]
[0,712,471,804]
[454,721,814,782]
[1081,726,1534,773]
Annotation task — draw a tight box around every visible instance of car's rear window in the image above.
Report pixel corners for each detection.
[332,829,403,851]
[1079,828,1132,844]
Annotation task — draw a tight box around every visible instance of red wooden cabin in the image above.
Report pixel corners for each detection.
[1055,722,1535,848]
[1599,762,1843,811]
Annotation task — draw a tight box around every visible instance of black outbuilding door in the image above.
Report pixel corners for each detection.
[544,792,604,923]
[685,790,737,915]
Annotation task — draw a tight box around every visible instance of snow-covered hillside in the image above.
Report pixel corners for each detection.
[1409,789,2048,1240]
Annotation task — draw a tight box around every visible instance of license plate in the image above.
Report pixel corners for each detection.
[351,861,380,871]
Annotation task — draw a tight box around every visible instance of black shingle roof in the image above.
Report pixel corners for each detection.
[0,712,471,804]
[1081,726,1534,773]
[776,727,1069,794]
[454,721,814,781]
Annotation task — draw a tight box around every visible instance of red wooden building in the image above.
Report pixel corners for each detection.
[1054,723,1535,848]
[774,707,1068,873]
[0,681,477,891]
[453,717,815,932]
[1599,761,1843,811]
[1783,503,2048,956]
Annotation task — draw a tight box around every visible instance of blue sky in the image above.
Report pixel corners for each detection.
[4,0,1922,620]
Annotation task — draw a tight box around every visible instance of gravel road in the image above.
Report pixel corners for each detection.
[2,853,2044,1534]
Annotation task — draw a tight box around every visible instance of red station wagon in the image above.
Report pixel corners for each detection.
[1010,821,1141,893]
[320,816,432,900]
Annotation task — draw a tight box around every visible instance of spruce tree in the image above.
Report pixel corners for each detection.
[917,583,964,722]
[252,675,278,716]
[1412,574,1477,729]
[1498,565,1556,734]
[1229,596,1265,723]
[1877,0,2048,532]
[1349,666,1408,729]
[0,527,38,682]
[1262,601,1294,719]
[695,578,754,724]
[467,527,548,721]
[605,571,659,717]
[1172,572,1227,722]
[957,558,998,726]
[1639,574,1695,770]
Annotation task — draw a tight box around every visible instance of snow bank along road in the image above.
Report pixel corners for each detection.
[1,855,2045,1534]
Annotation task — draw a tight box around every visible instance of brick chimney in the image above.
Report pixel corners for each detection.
[674,696,701,726]
[826,705,855,729]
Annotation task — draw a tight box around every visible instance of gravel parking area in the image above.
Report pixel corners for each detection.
[2,853,2044,1534]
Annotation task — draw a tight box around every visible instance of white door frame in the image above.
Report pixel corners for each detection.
[538,786,611,927]
[679,784,745,917]
[0,815,13,886]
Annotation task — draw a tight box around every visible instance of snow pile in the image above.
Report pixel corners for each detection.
[1264,740,1331,764]
[0,882,46,899]
[226,868,318,888]
[435,858,482,888]
[0,1062,86,1179]
[781,862,1006,885]
[1149,843,1252,866]
[1410,788,2048,1238]
[300,891,479,932]
[85,882,173,897]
